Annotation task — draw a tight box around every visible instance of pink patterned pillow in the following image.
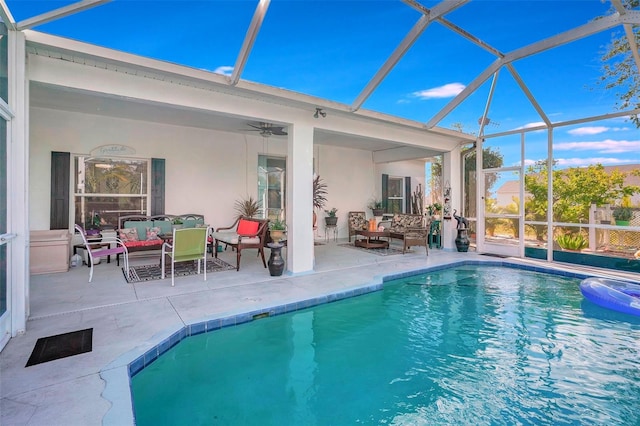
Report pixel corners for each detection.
[119,228,139,242]
[146,226,162,241]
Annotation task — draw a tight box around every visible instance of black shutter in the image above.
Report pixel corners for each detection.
[151,158,165,215]
[405,176,411,213]
[381,174,389,212]
[50,152,70,230]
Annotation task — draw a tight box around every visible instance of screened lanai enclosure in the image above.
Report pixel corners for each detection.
[0,0,639,342]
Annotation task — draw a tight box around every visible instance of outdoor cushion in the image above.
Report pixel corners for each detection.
[211,231,260,245]
[183,218,205,228]
[349,212,367,231]
[124,220,153,241]
[152,220,172,235]
[237,219,259,236]
[146,226,162,241]
[119,228,139,242]
[123,240,163,248]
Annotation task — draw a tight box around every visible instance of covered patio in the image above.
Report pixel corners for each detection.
[1,0,639,423]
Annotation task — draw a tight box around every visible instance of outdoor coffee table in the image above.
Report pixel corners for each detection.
[354,229,390,249]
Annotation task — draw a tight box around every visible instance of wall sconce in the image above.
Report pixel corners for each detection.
[314,108,326,119]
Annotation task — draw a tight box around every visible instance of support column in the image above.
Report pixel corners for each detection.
[286,123,314,274]
[443,146,462,251]
[10,30,29,336]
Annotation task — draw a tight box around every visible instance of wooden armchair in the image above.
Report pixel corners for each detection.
[348,211,368,242]
[210,217,269,271]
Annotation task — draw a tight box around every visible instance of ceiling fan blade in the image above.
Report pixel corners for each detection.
[271,128,288,135]
[247,123,264,130]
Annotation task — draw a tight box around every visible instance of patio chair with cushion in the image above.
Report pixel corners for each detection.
[74,224,130,283]
[348,211,368,242]
[210,217,269,271]
[161,227,209,286]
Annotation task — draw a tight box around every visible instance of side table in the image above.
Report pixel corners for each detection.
[325,224,338,242]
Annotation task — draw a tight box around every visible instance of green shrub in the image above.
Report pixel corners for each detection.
[556,234,588,251]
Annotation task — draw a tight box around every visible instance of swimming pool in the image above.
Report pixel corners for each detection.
[131,265,640,425]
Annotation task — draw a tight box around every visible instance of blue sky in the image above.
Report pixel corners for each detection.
[6,0,639,169]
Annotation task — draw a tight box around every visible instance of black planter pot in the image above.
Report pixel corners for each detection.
[455,228,470,252]
[267,243,285,276]
[372,209,384,217]
[325,217,338,226]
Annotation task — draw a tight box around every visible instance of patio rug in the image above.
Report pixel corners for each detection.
[26,328,93,367]
[338,243,410,256]
[122,258,236,283]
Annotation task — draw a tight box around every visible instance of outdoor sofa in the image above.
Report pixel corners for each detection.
[116,214,205,264]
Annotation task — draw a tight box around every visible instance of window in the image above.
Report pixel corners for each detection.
[74,156,149,229]
[257,155,286,221]
[387,177,405,214]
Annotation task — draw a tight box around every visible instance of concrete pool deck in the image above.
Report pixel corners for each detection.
[2,241,639,425]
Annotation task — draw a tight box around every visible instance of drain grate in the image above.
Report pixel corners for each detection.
[26,328,93,367]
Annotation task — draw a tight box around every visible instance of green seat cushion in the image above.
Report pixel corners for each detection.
[182,218,204,228]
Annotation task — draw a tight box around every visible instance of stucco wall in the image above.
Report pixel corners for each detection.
[29,107,397,238]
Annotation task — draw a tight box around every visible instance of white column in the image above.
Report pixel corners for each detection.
[286,123,314,274]
[10,30,29,336]
[443,146,462,251]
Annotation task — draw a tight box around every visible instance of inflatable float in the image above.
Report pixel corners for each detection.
[580,277,640,316]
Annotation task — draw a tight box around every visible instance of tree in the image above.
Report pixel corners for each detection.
[599,0,640,127]
[525,162,640,230]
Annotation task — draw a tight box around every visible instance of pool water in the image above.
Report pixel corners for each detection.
[131,266,640,425]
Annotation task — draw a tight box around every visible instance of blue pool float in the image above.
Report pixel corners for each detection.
[580,277,640,316]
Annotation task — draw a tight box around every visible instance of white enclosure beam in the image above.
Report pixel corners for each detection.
[426,58,502,128]
[17,0,110,30]
[506,63,551,126]
[372,146,440,163]
[0,0,16,30]
[229,0,270,86]
[478,71,499,137]
[351,0,468,111]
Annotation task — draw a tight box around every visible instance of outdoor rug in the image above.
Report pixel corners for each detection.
[122,258,236,283]
[338,243,410,256]
[26,328,93,367]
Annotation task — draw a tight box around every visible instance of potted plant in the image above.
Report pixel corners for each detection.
[367,199,384,217]
[269,219,286,244]
[427,202,442,219]
[234,195,261,219]
[613,206,633,226]
[313,176,328,229]
[172,217,183,229]
[556,233,588,251]
[324,208,338,226]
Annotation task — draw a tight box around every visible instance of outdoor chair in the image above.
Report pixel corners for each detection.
[74,224,129,283]
[348,211,368,242]
[210,217,269,271]
[161,227,209,286]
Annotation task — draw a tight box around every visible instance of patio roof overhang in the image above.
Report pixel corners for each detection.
[24,29,471,163]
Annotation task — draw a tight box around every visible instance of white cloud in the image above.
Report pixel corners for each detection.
[516,121,547,130]
[567,126,608,136]
[553,139,640,153]
[214,66,234,76]
[412,83,465,99]
[555,157,638,167]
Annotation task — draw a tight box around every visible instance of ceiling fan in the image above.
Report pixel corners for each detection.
[245,122,288,137]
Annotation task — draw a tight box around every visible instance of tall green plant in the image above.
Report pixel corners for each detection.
[313,175,328,210]
[234,195,261,219]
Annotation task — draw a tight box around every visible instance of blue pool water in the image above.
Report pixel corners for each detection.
[131,266,640,425]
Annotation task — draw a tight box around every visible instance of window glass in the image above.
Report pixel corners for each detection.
[0,23,7,103]
[388,177,404,214]
[74,156,149,229]
[258,155,286,221]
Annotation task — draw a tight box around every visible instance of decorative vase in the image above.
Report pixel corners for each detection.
[270,230,284,244]
[455,228,470,252]
[267,243,285,276]
[325,216,338,226]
